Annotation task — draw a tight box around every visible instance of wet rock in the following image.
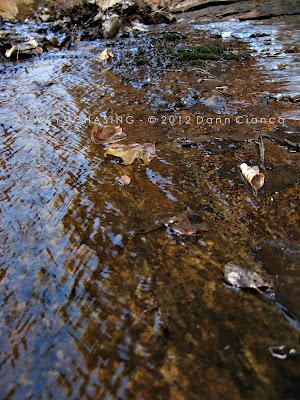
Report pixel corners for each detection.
[255,240,300,321]
[100,0,138,14]
[0,0,36,20]
[200,91,227,114]
[249,32,269,38]
[171,0,300,23]
[145,10,176,24]
[39,13,51,23]
[285,45,300,54]
[169,0,240,13]
[103,15,121,39]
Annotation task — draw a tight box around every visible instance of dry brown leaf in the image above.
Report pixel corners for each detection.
[224,263,273,292]
[99,48,114,61]
[104,143,156,165]
[91,124,126,145]
[240,163,265,193]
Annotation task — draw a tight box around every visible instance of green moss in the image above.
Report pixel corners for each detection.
[162,32,187,42]
[191,45,220,54]
[175,44,244,62]
[190,60,204,67]
[177,49,219,61]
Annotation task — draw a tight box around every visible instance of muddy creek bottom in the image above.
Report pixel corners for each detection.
[0,18,299,400]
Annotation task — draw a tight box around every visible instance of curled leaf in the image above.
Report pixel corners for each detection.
[105,143,156,165]
[224,263,273,292]
[240,163,265,193]
[99,48,114,61]
[269,345,300,360]
[91,125,126,145]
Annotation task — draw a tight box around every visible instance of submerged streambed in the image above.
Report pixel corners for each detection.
[0,14,299,399]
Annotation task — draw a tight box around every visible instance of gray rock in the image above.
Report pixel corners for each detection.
[170,0,239,13]
[103,16,121,39]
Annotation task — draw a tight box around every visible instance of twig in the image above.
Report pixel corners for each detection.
[258,133,265,167]
[133,224,164,236]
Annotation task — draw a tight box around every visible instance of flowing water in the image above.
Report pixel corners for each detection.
[0,14,299,399]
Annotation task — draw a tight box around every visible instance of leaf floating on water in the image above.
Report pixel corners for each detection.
[91,124,126,145]
[239,163,265,193]
[224,263,273,292]
[116,175,131,186]
[105,143,156,165]
[99,48,114,61]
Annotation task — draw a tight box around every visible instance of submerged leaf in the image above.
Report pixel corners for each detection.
[99,48,114,61]
[224,263,273,292]
[240,163,265,193]
[91,125,126,145]
[164,209,207,237]
[105,143,156,165]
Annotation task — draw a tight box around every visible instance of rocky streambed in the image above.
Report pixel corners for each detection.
[0,1,299,399]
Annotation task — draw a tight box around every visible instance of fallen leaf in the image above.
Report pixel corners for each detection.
[99,48,114,61]
[105,143,156,165]
[116,175,131,186]
[164,209,207,237]
[5,39,43,58]
[91,124,126,145]
[224,263,273,292]
[240,163,265,193]
[133,209,207,237]
[269,345,300,360]
[1,160,7,168]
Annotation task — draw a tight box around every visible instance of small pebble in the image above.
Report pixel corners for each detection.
[116,175,131,186]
